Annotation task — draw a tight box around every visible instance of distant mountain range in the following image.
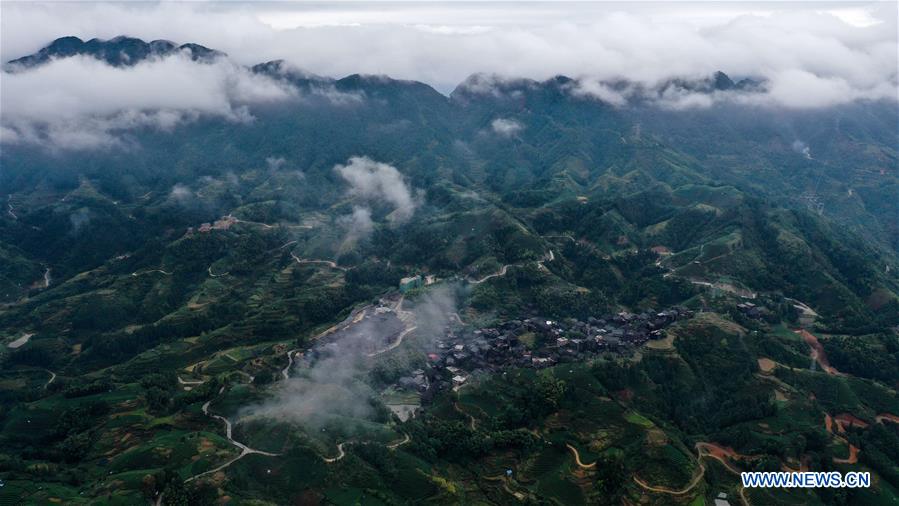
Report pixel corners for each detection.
[6,35,763,99]
[4,35,224,70]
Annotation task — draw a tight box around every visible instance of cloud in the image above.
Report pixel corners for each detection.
[266,156,286,171]
[168,183,194,205]
[0,1,895,126]
[69,207,91,235]
[0,53,296,149]
[241,284,460,430]
[490,118,523,138]
[566,79,630,107]
[334,156,418,224]
[792,140,813,160]
[338,206,375,247]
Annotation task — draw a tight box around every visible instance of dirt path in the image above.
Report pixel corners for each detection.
[44,369,56,388]
[833,445,859,465]
[290,252,346,271]
[876,413,899,425]
[689,279,756,299]
[454,402,478,430]
[323,442,347,463]
[796,329,842,376]
[823,413,862,465]
[566,444,596,469]
[131,269,172,277]
[42,268,51,288]
[6,195,18,220]
[186,397,280,483]
[386,433,411,449]
[234,218,274,229]
[787,298,819,318]
[696,442,745,474]
[207,265,228,278]
[470,264,514,284]
[633,442,754,500]
[469,250,554,284]
[281,349,298,380]
[367,326,418,357]
[633,464,705,496]
[178,376,204,386]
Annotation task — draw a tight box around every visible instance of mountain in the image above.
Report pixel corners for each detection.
[1,37,898,505]
[4,35,224,70]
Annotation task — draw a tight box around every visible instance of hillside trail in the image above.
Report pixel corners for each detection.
[823,413,861,464]
[565,444,596,469]
[290,252,345,271]
[454,402,478,430]
[796,329,843,376]
[633,442,750,505]
[44,369,56,389]
[184,392,279,484]
[468,249,555,284]
[367,295,417,357]
[322,442,346,463]
[324,432,411,463]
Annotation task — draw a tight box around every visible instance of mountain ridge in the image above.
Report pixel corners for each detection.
[5,35,225,70]
[7,35,766,102]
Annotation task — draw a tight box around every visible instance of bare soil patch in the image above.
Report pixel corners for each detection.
[757,358,776,373]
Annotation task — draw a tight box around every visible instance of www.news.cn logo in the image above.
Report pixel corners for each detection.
[741,472,871,488]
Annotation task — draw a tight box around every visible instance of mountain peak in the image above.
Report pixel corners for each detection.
[5,35,225,70]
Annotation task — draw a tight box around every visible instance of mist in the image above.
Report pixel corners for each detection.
[239,284,461,430]
[2,1,895,102]
[334,156,419,225]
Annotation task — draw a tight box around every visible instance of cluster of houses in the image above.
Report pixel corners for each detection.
[185,214,237,235]
[394,307,694,403]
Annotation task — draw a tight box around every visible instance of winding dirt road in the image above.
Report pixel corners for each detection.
[454,402,478,430]
[207,266,228,278]
[290,252,345,271]
[633,442,750,505]
[469,264,513,284]
[796,329,843,376]
[469,250,555,285]
[322,442,347,463]
[185,395,279,483]
[44,369,56,388]
[386,433,411,449]
[367,325,418,357]
[566,444,596,469]
[131,269,172,277]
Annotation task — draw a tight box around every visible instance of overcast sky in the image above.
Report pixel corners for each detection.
[1,1,896,148]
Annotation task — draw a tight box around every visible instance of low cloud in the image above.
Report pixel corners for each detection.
[69,207,91,235]
[567,79,630,107]
[0,2,894,146]
[490,118,523,138]
[168,183,194,205]
[792,140,813,160]
[0,53,296,149]
[338,205,375,247]
[241,284,460,429]
[266,156,286,171]
[334,156,418,224]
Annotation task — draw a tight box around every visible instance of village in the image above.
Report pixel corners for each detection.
[391,305,696,407]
